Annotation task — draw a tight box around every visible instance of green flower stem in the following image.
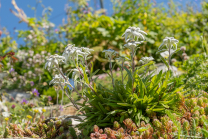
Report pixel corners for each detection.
[131,51,135,94]
[56,89,59,105]
[109,57,115,88]
[121,62,124,84]
[168,45,171,71]
[59,84,84,114]
[84,57,92,82]
[76,67,98,96]
[55,63,86,101]
[61,89,64,106]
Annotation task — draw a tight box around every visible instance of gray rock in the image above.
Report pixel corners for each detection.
[155,63,183,76]
[0,72,8,79]
[2,89,31,103]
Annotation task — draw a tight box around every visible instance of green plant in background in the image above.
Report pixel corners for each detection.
[1,0,208,96]
[173,53,208,92]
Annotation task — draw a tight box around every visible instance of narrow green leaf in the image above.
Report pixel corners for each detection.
[117,103,133,107]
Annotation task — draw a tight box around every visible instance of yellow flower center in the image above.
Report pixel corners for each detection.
[27,115,32,119]
[34,109,39,113]
[42,109,46,113]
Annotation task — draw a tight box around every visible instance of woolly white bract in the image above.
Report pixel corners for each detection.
[122,27,147,42]
[158,37,179,50]
[139,56,154,64]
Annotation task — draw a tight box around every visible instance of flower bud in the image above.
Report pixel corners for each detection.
[194,117,199,127]
[55,120,62,128]
[192,110,200,117]
[124,118,133,128]
[104,128,111,136]
[99,129,103,134]
[180,46,186,51]
[117,127,124,133]
[153,119,162,129]
[182,53,187,57]
[184,56,189,60]
[59,126,64,134]
[171,58,177,63]
[196,126,201,132]
[115,131,124,138]
[131,123,137,131]
[113,121,120,129]
[43,123,48,131]
[199,107,205,115]
[161,116,169,126]
[199,115,206,125]
[162,134,168,139]
[93,125,99,132]
[198,98,204,107]
[140,121,146,127]
[48,122,53,128]
[172,126,177,132]
[144,130,150,138]
[130,131,135,136]
[190,98,197,108]
[183,120,190,131]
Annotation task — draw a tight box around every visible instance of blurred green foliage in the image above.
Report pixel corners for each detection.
[1,0,208,94]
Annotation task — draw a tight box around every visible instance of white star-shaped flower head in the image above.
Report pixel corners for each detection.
[62,44,86,64]
[124,41,143,56]
[122,27,147,42]
[45,54,65,71]
[49,74,68,86]
[158,37,179,50]
[102,49,118,60]
[116,56,130,63]
[2,112,11,117]
[67,68,86,87]
[139,56,154,64]
[160,49,175,59]
[81,47,94,55]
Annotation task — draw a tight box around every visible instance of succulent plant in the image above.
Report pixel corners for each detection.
[3,115,77,139]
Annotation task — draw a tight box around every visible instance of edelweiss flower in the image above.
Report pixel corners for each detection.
[116,56,130,63]
[62,44,86,63]
[158,37,179,50]
[122,27,147,42]
[68,68,85,87]
[160,49,175,59]
[2,112,11,117]
[124,41,143,55]
[102,49,118,60]
[45,54,65,71]
[81,47,94,55]
[139,56,154,64]
[49,74,68,85]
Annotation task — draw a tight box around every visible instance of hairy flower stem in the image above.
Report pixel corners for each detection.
[59,84,84,114]
[61,90,64,106]
[84,57,92,82]
[131,52,135,94]
[55,64,86,101]
[56,90,59,110]
[77,67,98,96]
[109,57,115,88]
[121,62,124,84]
[168,46,171,71]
